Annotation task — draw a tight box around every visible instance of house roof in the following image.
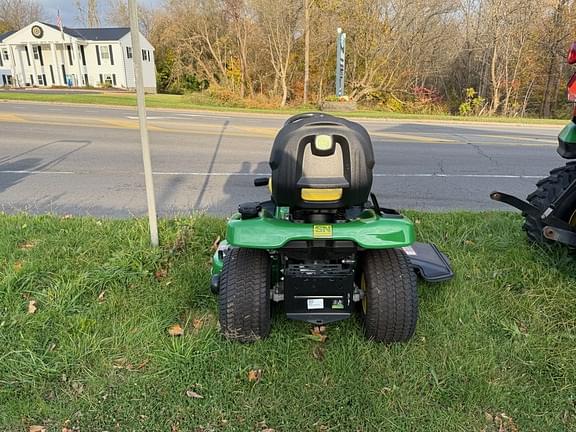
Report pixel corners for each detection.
[0,30,16,42]
[40,23,130,41]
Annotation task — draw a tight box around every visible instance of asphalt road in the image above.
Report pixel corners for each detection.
[0,101,567,217]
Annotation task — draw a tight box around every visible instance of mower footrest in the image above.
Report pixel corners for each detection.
[403,242,454,282]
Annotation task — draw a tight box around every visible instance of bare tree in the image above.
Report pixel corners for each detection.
[75,0,101,28]
[0,0,44,33]
[254,0,302,106]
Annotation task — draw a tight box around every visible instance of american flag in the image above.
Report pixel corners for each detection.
[56,10,64,39]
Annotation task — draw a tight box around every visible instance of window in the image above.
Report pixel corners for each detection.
[2,50,8,60]
[7,75,13,85]
[100,45,110,61]
[37,75,45,86]
[33,46,39,60]
[67,45,73,65]
[142,49,148,61]
[126,46,132,59]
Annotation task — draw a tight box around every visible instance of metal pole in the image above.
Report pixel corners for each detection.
[128,0,159,247]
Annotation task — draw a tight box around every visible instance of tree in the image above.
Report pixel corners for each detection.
[0,0,44,33]
[75,0,101,28]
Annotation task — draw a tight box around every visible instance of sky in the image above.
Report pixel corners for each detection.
[40,0,161,27]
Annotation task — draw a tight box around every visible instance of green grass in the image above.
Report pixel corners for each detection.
[0,91,570,125]
[1,212,575,431]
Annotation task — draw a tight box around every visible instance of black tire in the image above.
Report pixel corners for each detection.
[218,248,271,342]
[524,162,576,244]
[360,248,418,343]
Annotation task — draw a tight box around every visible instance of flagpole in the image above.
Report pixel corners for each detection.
[128,0,159,247]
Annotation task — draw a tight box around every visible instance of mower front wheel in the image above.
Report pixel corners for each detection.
[218,248,271,343]
[360,248,418,343]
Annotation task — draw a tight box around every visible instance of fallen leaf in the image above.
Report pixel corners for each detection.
[309,326,327,342]
[62,214,73,219]
[192,318,204,330]
[28,300,37,314]
[168,323,184,336]
[262,429,275,432]
[112,357,133,370]
[29,426,46,432]
[312,345,325,361]
[97,290,106,303]
[18,240,36,250]
[155,267,168,280]
[62,428,73,432]
[247,369,262,383]
[136,358,150,370]
[71,381,84,395]
[211,235,221,252]
[186,389,204,399]
[464,240,475,245]
[13,260,23,272]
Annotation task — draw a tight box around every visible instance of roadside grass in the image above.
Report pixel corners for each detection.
[1,212,575,431]
[0,91,570,125]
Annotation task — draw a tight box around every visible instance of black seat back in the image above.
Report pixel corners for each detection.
[270,113,374,209]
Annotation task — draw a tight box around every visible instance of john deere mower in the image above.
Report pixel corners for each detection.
[211,113,453,343]
[491,42,576,247]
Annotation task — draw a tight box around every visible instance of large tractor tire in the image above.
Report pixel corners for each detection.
[360,248,418,343]
[524,162,576,244]
[218,248,271,342]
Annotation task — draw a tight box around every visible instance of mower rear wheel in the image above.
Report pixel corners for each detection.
[360,248,418,343]
[218,248,271,342]
[524,162,576,244]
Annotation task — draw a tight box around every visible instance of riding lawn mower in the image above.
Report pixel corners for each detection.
[210,113,453,343]
[491,42,576,247]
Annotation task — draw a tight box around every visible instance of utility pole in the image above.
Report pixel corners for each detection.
[128,0,159,247]
[303,0,310,105]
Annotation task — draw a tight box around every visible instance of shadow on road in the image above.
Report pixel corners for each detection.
[0,140,91,193]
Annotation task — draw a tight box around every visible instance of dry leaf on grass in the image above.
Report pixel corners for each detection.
[211,236,221,252]
[13,260,23,272]
[27,300,37,314]
[136,358,150,370]
[97,291,106,303]
[168,323,184,336]
[155,267,168,280]
[312,345,326,361]
[247,369,263,383]
[29,426,46,432]
[18,240,37,250]
[192,318,204,330]
[309,325,327,342]
[185,389,204,399]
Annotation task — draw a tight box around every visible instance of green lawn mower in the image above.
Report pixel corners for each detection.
[211,113,453,343]
[491,42,576,247]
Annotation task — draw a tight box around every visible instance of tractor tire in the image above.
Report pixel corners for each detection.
[218,248,271,342]
[524,162,576,244]
[360,248,418,343]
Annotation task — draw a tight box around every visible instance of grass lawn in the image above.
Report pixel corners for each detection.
[1,212,575,431]
[0,91,570,125]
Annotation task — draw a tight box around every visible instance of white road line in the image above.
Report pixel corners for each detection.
[152,171,543,179]
[0,170,543,179]
[0,170,74,174]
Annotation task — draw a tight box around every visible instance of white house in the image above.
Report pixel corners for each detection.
[0,21,156,92]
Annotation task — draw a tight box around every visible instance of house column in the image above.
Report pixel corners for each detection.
[8,45,19,86]
[13,45,26,87]
[50,43,63,85]
[26,42,38,84]
[73,41,83,86]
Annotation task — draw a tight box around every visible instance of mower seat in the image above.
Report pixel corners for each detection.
[269,113,374,209]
